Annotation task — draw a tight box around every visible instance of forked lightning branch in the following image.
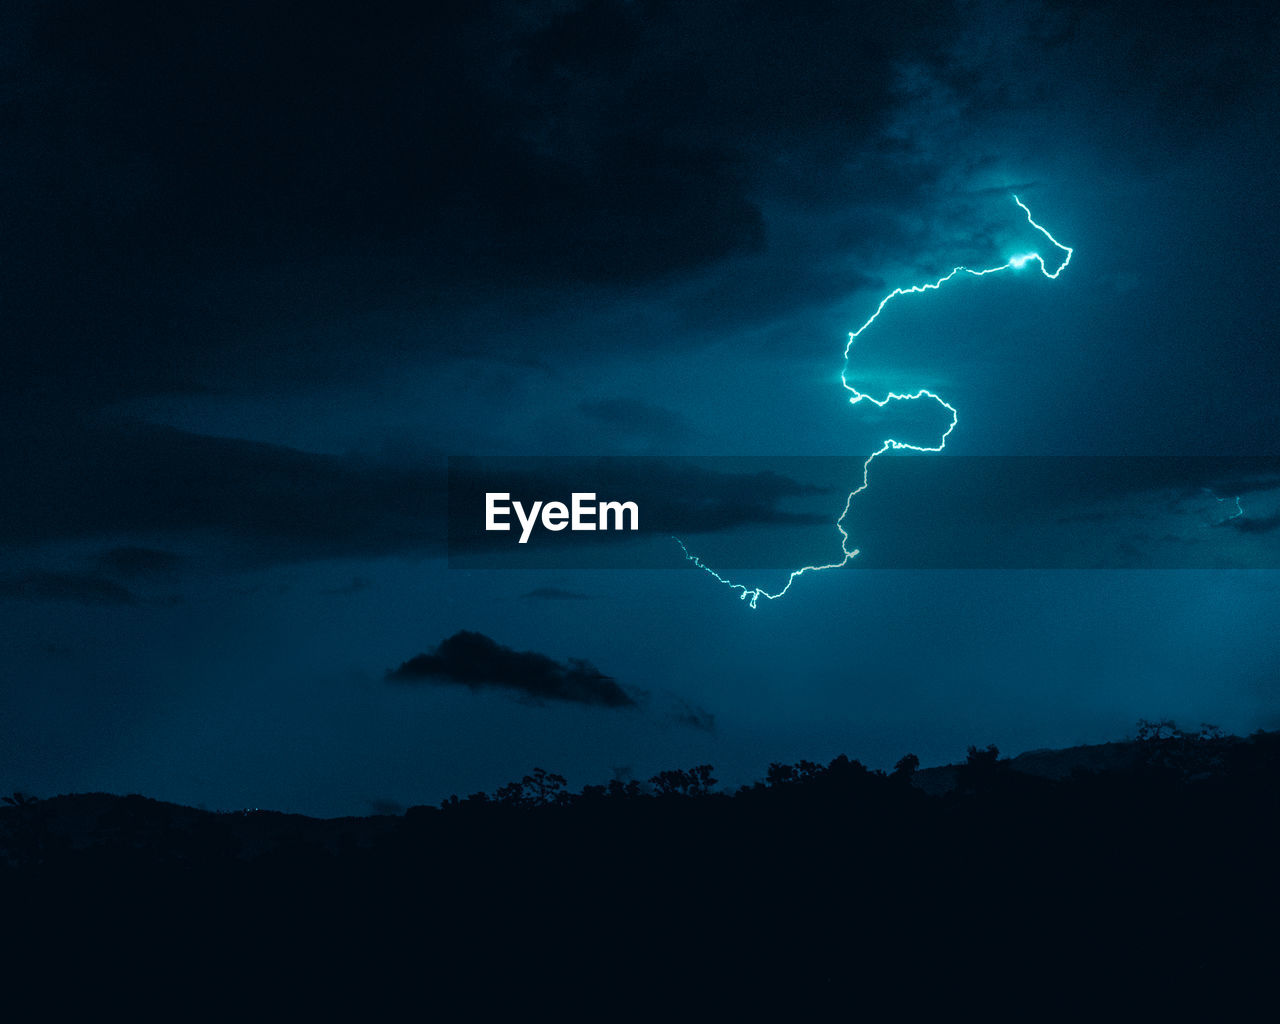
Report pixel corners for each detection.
[679,195,1075,607]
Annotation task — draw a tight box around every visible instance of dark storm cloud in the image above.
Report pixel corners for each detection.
[676,260,883,332]
[0,572,139,606]
[0,423,844,565]
[994,459,1280,514]
[3,0,967,415]
[5,0,1274,559]
[1,426,845,568]
[11,442,1262,571]
[388,631,636,708]
[0,422,445,563]
[5,0,1272,411]
[634,463,831,534]
[669,699,716,734]
[688,456,1280,570]
[447,456,1280,569]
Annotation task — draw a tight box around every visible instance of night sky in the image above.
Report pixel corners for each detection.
[3,0,1278,817]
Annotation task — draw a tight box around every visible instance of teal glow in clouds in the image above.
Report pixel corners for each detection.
[681,195,1074,607]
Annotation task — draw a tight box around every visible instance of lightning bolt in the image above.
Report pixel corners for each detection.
[679,194,1074,608]
[1205,489,1245,525]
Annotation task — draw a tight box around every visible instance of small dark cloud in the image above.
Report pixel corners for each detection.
[97,546,181,579]
[521,587,591,601]
[388,631,636,709]
[668,699,716,733]
[368,799,404,817]
[0,571,139,606]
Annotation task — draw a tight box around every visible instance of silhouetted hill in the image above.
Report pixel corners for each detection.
[4,725,1278,1012]
[910,737,1144,794]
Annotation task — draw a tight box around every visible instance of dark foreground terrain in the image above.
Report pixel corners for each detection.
[4,724,1278,1012]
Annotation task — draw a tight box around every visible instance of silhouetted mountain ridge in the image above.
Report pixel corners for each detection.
[3,724,1273,863]
[4,724,1278,1009]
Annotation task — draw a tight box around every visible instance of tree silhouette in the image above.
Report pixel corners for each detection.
[765,759,825,787]
[649,765,717,797]
[955,744,1003,794]
[1136,718,1179,742]
[1135,719,1228,775]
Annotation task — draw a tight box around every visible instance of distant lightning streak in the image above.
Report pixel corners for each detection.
[680,194,1074,607]
[1205,489,1245,525]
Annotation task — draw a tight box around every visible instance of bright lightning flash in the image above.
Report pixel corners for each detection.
[679,194,1074,608]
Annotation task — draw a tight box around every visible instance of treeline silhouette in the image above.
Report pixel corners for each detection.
[4,722,1278,1011]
